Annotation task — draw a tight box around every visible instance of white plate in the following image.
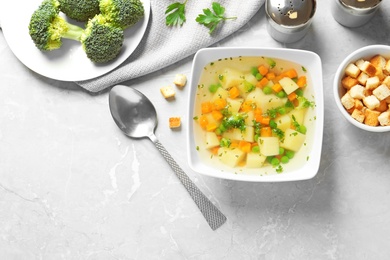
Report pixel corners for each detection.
[0,0,150,81]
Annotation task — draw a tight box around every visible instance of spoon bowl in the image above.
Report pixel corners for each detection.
[109,85,227,230]
[109,85,157,139]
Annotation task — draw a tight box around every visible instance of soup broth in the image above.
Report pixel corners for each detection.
[192,56,318,176]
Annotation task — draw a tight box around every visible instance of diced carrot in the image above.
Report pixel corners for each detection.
[259,116,270,125]
[297,76,307,88]
[258,65,269,76]
[238,160,246,167]
[239,141,252,153]
[292,98,299,107]
[199,115,208,129]
[210,146,220,155]
[229,86,240,99]
[206,122,218,132]
[260,127,272,137]
[285,69,298,78]
[272,83,283,93]
[212,110,223,121]
[258,77,269,88]
[254,108,263,122]
[230,140,239,148]
[213,98,227,110]
[288,92,298,101]
[201,101,213,114]
[240,100,254,112]
[266,72,276,80]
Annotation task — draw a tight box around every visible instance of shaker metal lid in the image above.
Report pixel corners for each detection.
[265,0,316,27]
[340,0,381,9]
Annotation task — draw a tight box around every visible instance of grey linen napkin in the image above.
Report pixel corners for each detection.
[76,0,265,92]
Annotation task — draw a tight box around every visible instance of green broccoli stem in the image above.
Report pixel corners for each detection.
[62,23,84,41]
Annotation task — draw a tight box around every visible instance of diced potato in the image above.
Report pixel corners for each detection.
[244,111,255,126]
[211,88,229,102]
[258,137,279,156]
[205,132,220,149]
[227,98,244,114]
[245,88,265,104]
[281,128,306,152]
[237,80,255,99]
[246,88,285,111]
[279,77,299,95]
[246,152,267,168]
[244,73,258,86]
[257,94,286,112]
[222,126,254,142]
[220,68,244,89]
[275,114,292,132]
[289,108,306,125]
[218,147,246,167]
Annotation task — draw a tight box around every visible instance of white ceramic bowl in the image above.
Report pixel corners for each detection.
[187,47,324,182]
[333,45,390,132]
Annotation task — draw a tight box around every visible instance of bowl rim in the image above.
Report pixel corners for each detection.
[186,46,324,182]
[333,44,390,133]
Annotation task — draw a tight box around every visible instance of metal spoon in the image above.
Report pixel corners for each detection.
[109,85,227,230]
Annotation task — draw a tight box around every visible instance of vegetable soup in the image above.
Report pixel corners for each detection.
[192,56,317,175]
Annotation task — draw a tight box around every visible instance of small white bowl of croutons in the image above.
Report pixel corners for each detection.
[334,45,390,132]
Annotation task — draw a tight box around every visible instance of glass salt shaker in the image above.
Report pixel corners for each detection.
[265,0,316,43]
[331,0,382,27]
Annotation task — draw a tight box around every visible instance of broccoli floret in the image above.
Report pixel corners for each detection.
[99,0,144,29]
[28,0,84,51]
[80,14,124,63]
[58,0,100,22]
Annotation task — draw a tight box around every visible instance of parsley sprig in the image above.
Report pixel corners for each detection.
[165,0,188,27]
[196,2,237,34]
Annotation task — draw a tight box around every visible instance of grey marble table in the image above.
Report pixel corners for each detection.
[1,1,390,259]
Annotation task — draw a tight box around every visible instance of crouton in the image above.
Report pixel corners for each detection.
[345,63,360,78]
[376,100,388,112]
[370,55,387,70]
[355,59,365,70]
[382,76,390,88]
[364,109,380,126]
[173,74,187,88]
[373,84,390,101]
[349,84,366,99]
[384,59,390,74]
[354,99,364,110]
[341,76,359,89]
[360,61,377,77]
[378,111,390,126]
[365,76,380,90]
[351,109,365,123]
[357,72,369,85]
[341,92,355,110]
[169,117,181,128]
[363,95,380,110]
[160,86,176,99]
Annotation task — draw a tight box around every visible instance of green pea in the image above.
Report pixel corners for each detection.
[286,150,295,159]
[279,147,285,155]
[209,84,220,93]
[277,91,286,98]
[281,156,289,164]
[263,86,272,95]
[251,67,258,76]
[271,157,280,166]
[252,146,260,153]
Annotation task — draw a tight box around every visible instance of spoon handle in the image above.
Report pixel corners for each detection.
[152,139,227,230]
